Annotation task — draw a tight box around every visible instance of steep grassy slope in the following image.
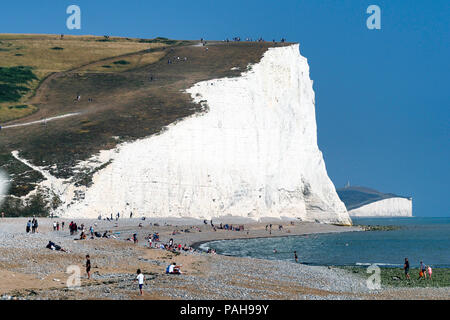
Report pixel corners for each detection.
[0,34,174,122]
[0,34,290,215]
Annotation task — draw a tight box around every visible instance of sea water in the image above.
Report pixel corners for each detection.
[199,217,450,268]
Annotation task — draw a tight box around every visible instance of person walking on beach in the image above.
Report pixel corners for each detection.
[135,269,145,296]
[33,219,38,233]
[404,258,410,280]
[294,251,299,263]
[26,220,31,233]
[427,265,432,280]
[86,255,91,280]
[148,235,152,248]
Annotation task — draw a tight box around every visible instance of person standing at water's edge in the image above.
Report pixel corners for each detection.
[404,258,410,280]
[294,251,299,263]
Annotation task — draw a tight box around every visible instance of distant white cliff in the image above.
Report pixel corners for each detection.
[336,186,412,218]
[12,44,351,224]
[348,197,413,217]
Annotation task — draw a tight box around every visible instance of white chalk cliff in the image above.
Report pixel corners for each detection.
[348,198,412,217]
[14,44,351,224]
[0,170,9,207]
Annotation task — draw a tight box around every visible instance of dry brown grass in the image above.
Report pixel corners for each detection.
[0,34,168,122]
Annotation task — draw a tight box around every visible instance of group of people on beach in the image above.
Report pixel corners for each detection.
[403,258,432,280]
[204,219,245,232]
[52,221,64,231]
[25,218,39,233]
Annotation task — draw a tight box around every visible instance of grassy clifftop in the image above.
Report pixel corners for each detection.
[0,34,178,122]
[0,34,291,214]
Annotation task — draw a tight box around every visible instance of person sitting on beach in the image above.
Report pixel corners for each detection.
[46,241,67,252]
[166,262,182,274]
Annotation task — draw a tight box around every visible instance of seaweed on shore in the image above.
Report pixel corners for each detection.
[339,266,450,288]
[356,225,402,231]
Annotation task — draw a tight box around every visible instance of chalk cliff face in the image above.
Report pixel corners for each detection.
[0,170,8,207]
[348,198,412,217]
[15,44,351,224]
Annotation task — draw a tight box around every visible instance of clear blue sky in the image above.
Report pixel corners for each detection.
[1,1,448,216]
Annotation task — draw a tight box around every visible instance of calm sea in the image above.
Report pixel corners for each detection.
[199,217,450,268]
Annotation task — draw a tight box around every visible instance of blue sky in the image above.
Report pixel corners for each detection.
[0,1,449,216]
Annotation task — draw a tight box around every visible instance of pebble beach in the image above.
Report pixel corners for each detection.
[0,217,448,300]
